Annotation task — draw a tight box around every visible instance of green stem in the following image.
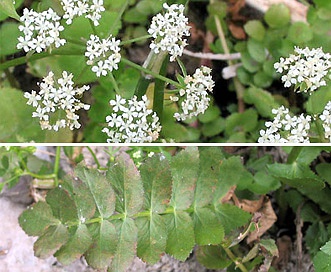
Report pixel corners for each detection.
[53,147,61,187]
[286,146,304,164]
[86,147,101,169]
[222,246,248,272]
[121,57,180,88]
[23,171,56,180]
[120,35,151,46]
[109,72,120,94]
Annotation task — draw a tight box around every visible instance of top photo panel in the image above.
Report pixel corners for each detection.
[1,0,330,143]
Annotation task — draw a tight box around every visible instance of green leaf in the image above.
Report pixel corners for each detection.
[169,147,199,210]
[241,51,261,73]
[243,87,279,118]
[253,71,273,88]
[264,4,290,28]
[244,20,266,41]
[193,207,224,245]
[34,224,69,259]
[107,153,144,216]
[54,224,92,265]
[75,165,115,218]
[313,251,331,272]
[250,170,281,194]
[321,240,331,255]
[196,245,232,269]
[247,39,266,63]
[260,239,279,257]
[140,153,172,213]
[194,147,225,207]
[198,104,221,123]
[46,187,78,223]
[225,108,258,136]
[136,214,167,264]
[110,218,137,272]
[0,0,20,20]
[165,211,195,261]
[215,204,251,235]
[267,163,324,190]
[0,22,21,56]
[19,201,60,236]
[316,163,331,186]
[85,221,117,269]
[201,118,225,137]
[287,22,313,44]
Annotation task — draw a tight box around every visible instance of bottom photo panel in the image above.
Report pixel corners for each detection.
[0,146,329,272]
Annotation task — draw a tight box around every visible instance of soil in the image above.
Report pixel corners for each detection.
[0,147,315,272]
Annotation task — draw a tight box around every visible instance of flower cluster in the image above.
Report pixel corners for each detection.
[102,95,161,143]
[170,66,214,121]
[60,0,105,26]
[17,8,66,53]
[319,101,331,142]
[24,71,90,131]
[85,34,121,77]
[148,3,190,62]
[274,46,331,93]
[258,106,312,143]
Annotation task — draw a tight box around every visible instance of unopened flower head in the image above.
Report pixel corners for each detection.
[60,0,105,26]
[148,3,190,62]
[274,46,331,93]
[319,101,331,142]
[17,8,66,53]
[171,66,214,121]
[102,95,162,143]
[24,71,90,131]
[85,34,121,77]
[258,106,311,143]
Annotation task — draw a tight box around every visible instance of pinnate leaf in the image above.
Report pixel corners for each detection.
[110,218,138,272]
[54,224,92,265]
[107,153,144,216]
[19,201,60,236]
[75,165,115,218]
[85,221,117,269]
[34,224,69,259]
[169,147,199,210]
[196,245,232,269]
[165,211,195,261]
[46,187,78,223]
[136,214,167,264]
[140,153,172,212]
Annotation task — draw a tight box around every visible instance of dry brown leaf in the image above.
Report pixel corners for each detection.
[272,235,292,270]
[228,23,246,40]
[236,195,265,213]
[247,198,277,243]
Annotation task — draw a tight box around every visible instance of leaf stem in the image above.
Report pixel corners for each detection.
[120,35,151,46]
[286,146,303,164]
[53,147,61,187]
[121,57,181,88]
[222,246,248,272]
[86,147,101,169]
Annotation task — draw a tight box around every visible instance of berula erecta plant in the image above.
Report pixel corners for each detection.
[6,146,331,271]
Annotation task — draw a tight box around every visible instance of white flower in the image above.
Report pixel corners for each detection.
[274,46,331,94]
[148,3,190,62]
[17,8,66,53]
[102,95,162,143]
[24,71,90,131]
[171,66,214,121]
[85,34,121,77]
[258,106,311,143]
[61,0,105,26]
[319,101,331,142]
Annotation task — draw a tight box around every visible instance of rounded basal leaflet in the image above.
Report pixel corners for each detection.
[24,71,90,131]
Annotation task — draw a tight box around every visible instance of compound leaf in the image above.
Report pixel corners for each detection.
[169,147,199,210]
[54,224,92,265]
[140,153,172,213]
[110,218,138,272]
[136,214,167,264]
[196,245,232,269]
[75,165,115,218]
[165,211,195,261]
[193,207,224,245]
[34,224,69,259]
[19,201,60,237]
[46,187,78,223]
[107,153,144,216]
[85,221,117,269]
